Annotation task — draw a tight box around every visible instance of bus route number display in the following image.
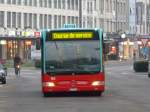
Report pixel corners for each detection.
[52,32,93,40]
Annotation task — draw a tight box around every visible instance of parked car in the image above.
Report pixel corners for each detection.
[148,61,150,78]
[0,63,7,84]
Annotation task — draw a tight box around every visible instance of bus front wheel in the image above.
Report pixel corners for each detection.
[148,73,150,78]
[92,91,103,96]
[43,92,49,97]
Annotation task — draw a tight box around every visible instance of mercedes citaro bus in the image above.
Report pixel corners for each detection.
[41,28,105,97]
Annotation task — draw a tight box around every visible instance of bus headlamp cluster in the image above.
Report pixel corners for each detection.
[92,81,104,86]
[43,82,55,87]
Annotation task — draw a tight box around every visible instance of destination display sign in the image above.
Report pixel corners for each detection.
[52,32,93,40]
[46,30,99,41]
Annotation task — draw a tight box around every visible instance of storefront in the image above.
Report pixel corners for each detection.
[137,35,150,59]
[0,31,40,60]
[119,38,135,59]
[0,37,36,60]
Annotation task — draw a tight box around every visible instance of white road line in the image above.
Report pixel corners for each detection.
[21,75,39,79]
[121,72,129,75]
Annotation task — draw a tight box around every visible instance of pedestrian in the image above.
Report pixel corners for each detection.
[133,52,136,61]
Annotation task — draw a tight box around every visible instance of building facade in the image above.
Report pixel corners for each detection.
[0,0,80,60]
[0,0,129,60]
[129,0,136,35]
[135,0,150,59]
[136,0,150,35]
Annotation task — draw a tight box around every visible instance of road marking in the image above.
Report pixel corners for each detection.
[121,72,128,75]
[21,75,39,79]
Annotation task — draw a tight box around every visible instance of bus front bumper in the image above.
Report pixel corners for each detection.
[42,82,105,93]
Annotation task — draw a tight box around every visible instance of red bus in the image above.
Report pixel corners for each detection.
[41,29,105,96]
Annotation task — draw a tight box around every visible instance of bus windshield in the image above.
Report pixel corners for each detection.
[45,40,100,75]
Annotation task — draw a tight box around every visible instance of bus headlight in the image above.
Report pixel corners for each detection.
[43,82,55,87]
[92,81,104,86]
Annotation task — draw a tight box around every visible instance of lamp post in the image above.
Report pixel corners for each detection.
[121,33,126,59]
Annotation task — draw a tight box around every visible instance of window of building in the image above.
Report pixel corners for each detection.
[100,0,104,14]
[44,15,47,28]
[48,15,52,29]
[7,0,11,4]
[87,2,89,13]
[94,18,96,27]
[29,13,32,28]
[62,0,65,9]
[7,12,11,28]
[110,0,112,12]
[0,0,4,3]
[83,17,86,28]
[67,0,70,9]
[33,0,37,7]
[58,0,61,9]
[48,0,52,8]
[33,14,37,29]
[39,0,43,7]
[54,0,57,8]
[94,0,96,11]
[44,0,47,7]
[24,13,28,28]
[58,15,61,28]
[71,16,74,24]
[17,0,21,5]
[90,2,93,13]
[12,0,16,4]
[12,12,16,28]
[75,17,78,26]
[117,2,119,14]
[68,16,71,24]
[0,11,4,27]
[112,1,115,10]
[72,0,75,10]
[17,13,21,28]
[40,14,43,29]
[24,0,28,6]
[62,16,65,27]
[54,15,57,28]
[75,0,78,10]
[87,17,90,28]
[29,0,32,6]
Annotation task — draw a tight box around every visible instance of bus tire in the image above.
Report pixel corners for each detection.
[93,91,102,96]
[2,79,6,84]
[148,74,150,78]
[43,92,49,97]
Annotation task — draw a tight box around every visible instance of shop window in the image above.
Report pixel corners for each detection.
[36,38,41,50]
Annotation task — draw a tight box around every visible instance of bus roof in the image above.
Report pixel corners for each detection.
[41,28,103,32]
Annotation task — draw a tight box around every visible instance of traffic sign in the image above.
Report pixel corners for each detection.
[141,38,148,47]
[64,24,76,28]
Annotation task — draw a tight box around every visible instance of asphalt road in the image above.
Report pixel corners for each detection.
[0,60,150,112]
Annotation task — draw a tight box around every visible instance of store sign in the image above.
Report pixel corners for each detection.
[22,31,34,37]
[16,31,21,36]
[34,32,41,37]
[141,38,149,47]
[8,31,16,36]
[0,40,6,45]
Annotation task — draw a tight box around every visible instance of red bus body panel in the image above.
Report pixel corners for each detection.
[42,73,105,93]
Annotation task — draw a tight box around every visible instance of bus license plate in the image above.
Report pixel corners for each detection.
[70,88,77,91]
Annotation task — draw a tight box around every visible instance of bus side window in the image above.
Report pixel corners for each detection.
[36,38,41,50]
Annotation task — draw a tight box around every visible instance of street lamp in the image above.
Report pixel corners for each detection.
[121,33,126,59]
